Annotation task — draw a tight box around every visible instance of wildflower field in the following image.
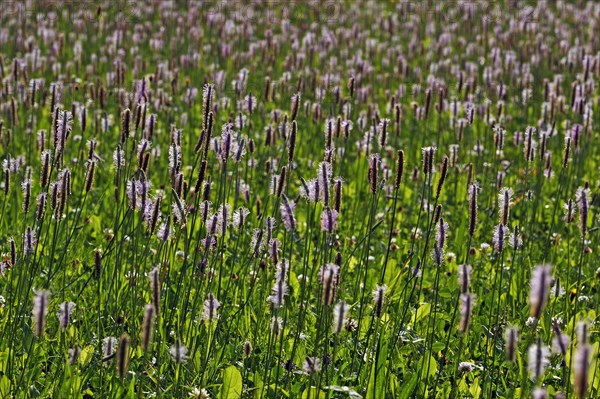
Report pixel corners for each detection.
[0,1,599,398]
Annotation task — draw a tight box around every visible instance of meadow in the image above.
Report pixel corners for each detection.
[0,1,598,398]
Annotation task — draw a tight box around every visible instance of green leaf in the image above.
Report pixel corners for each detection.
[0,374,10,398]
[79,345,95,366]
[301,387,326,399]
[469,377,481,398]
[366,335,388,399]
[458,377,469,394]
[426,355,437,379]
[411,303,431,326]
[398,373,417,399]
[366,361,376,399]
[431,341,445,353]
[126,377,136,399]
[220,366,243,399]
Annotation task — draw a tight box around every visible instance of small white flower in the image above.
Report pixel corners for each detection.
[526,317,537,328]
[189,387,211,399]
[577,296,590,302]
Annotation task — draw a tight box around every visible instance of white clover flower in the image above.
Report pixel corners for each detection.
[526,317,537,328]
[189,387,211,399]
[577,296,590,302]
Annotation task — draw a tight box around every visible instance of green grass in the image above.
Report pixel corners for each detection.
[0,1,598,398]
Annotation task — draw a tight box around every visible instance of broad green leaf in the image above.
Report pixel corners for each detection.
[0,375,10,398]
[220,365,243,399]
[126,377,136,399]
[398,373,417,399]
[470,377,481,398]
[426,354,437,379]
[431,341,445,353]
[411,303,431,326]
[79,345,95,366]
